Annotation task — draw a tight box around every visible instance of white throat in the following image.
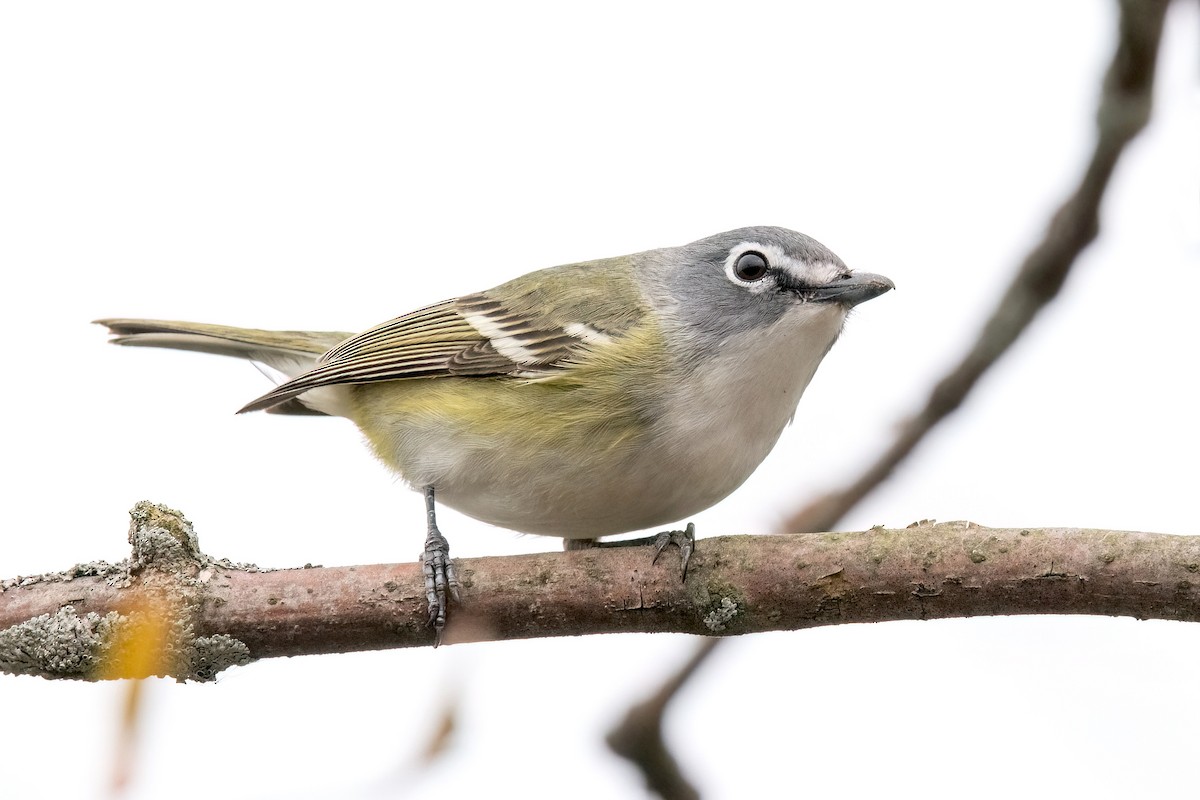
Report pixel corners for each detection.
[655,305,848,507]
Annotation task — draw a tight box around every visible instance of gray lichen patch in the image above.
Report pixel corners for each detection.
[1,560,131,592]
[189,635,253,681]
[128,501,205,571]
[207,557,269,573]
[2,502,264,682]
[0,606,123,678]
[124,502,269,578]
[703,597,739,632]
[0,502,252,596]
[0,605,252,682]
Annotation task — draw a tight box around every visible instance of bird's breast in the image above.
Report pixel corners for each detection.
[350,305,846,538]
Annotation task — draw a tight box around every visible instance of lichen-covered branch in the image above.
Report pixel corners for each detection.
[3,503,1198,681]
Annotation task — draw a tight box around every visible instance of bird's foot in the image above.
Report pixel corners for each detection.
[421,486,460,645]
[565,522,695,581]
[422,527,461,645]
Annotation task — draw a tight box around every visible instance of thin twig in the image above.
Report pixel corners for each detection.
[606,639,718,800]
[606,2,1173,795]
[783,0,1169,536]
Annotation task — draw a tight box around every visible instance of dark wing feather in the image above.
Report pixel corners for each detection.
[238,247,655,415]
[239,300,476,412]
[237,294,604,413]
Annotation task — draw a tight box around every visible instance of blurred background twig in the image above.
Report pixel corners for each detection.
[606,1,1172,795]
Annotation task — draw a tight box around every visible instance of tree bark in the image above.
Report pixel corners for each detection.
[2,504,1197,681]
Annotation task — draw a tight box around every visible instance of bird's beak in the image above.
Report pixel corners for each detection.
[811,272,895,307]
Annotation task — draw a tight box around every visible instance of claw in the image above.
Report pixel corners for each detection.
[651,522,695,581]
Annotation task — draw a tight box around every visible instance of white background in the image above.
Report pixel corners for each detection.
[2,2,1198,798]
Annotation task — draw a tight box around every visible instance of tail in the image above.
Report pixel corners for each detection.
[96,319,354,417]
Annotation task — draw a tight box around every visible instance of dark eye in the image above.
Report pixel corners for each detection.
[734,251,769,282]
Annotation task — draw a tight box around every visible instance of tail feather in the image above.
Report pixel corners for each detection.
[96,319,355,417]
[97,319,349,356]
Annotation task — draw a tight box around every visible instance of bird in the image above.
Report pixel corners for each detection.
[97,226,893,639]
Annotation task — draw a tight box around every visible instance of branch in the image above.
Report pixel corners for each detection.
[610,4,1173,792]
[606,639,717,800]
[782,0,1170,536]
[3,503,1199,681]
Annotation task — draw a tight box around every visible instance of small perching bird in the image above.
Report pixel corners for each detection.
[98,226,893,638]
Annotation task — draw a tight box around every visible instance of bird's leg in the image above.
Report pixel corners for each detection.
[564,523,695,581]
[422,486,461,643]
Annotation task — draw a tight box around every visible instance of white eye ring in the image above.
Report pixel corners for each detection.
[724,242,783,291]
[732,251,769,281]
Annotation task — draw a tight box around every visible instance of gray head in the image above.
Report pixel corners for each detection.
[641,226,893,347]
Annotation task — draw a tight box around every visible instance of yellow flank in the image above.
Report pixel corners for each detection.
[350,315,670,474]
